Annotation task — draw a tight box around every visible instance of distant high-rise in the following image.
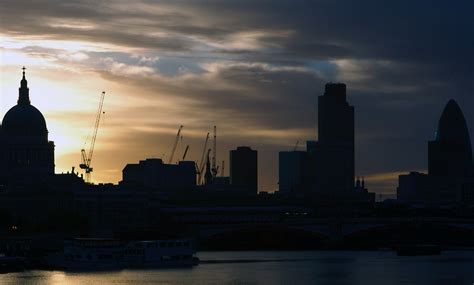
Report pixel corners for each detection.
[428,100,473,177]
[315,83,355,194]
[230,146,258,194]
[121,158,196,190]
[318,83,354,146]
[398,99,474,205]
[277,83,373,201]
[279,151,308,193]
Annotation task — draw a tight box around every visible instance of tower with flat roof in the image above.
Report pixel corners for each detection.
[230,146,258,194]
[315,83,355,194]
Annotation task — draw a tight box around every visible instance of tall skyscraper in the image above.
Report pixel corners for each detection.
[398,99,474,205]
[278,83,373,202]
[315,83,355,194]
[428,99,473,177]
[230,146,258,194]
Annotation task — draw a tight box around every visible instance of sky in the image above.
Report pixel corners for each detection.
[0,0,473,196]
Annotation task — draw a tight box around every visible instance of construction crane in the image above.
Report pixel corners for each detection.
[293,140,300,151]
[182,145,190,161]
[197,132,210,184]
[80,91,106,183]
[168,125,183,164]
[211,125,218,177]
[204,148,212,185]
[179,135,184,158]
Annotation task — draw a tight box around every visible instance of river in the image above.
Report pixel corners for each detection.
[2,250,474,285]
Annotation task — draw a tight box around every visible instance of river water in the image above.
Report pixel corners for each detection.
[2,250,474,285]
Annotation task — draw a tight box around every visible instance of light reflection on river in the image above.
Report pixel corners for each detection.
[2,251,474,285]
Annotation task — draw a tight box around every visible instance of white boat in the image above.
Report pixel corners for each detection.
[123,240,199,268]
[50,238,199,270]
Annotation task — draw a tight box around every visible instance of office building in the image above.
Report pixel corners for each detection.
[230,146,258,194]
[121,158,196,191]
[278,83,373,203]
[315,83,355,194]
[398,100,474,205]
[278,151,309,193]
[428,100,472,177]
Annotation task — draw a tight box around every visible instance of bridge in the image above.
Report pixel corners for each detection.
[161,206,474,248]
[189,217,474,249]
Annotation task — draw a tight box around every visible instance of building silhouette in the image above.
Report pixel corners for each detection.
[278,150,309,193]
[230,146,258,194]
[0,68,55,185]
[0,69,83,233]
[120,158,196,191]
[313,83,355,194]
[204,151,213,186]
[428,100,473,177]
[0,68,473,257]
[398,99,474,205]
[278,83,373,202]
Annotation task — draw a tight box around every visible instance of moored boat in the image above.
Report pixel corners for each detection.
[48,238,199,270]
[0,256,26,273]
[396,244,441,256]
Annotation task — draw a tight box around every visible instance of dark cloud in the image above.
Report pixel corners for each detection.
[97,63,324,131]
[3,0,473,60]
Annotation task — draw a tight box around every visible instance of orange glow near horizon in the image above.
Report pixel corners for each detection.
[0,53,297,187]
[0,32,404,194]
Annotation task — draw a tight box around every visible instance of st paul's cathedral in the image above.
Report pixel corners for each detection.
[0,68,55,185]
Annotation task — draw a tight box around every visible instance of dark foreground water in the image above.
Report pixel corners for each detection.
[2,250,474,285]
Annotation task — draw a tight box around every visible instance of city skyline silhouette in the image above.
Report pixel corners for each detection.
[1,69,472,203]
[2,67,472,199]
[1,1,473,197]
[0,1,473,281]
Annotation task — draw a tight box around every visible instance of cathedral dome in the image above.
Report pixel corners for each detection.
[1,68,48,138]
[2,104,48,137]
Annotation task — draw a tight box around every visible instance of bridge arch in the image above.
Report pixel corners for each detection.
[342,222,474,248]
[199,224,329,250]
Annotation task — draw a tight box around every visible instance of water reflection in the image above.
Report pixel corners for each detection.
[2,251,474,285]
